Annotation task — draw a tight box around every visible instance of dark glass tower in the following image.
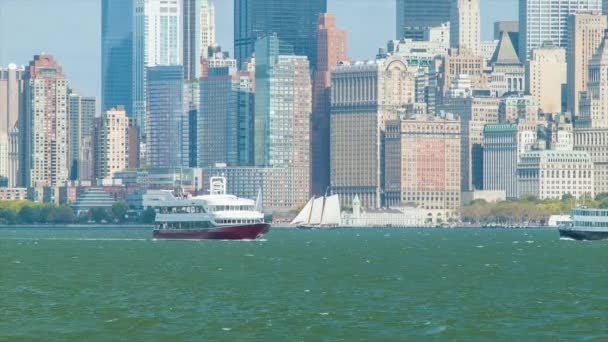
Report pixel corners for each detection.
[101,0,133,116]
[395,0,451,40]
[234,0,327,69]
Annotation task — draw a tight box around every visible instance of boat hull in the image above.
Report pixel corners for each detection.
[559,228,608,241]
[153,223,270,240]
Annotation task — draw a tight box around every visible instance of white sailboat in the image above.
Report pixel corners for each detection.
[291,194,342,228]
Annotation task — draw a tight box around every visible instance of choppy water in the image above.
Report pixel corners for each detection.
[1,227,607,340]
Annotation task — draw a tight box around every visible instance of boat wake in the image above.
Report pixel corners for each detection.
[0,237,147,241]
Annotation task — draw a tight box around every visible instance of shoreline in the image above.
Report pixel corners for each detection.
[0,225,555,230]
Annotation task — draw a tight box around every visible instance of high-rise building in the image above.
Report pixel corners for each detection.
[146,65,188,168]
[94,106,130,180]
[483,124,519,199]
[254,35,312,208]
[499,95,539,124]
[0,64,24,187]
[198,67,238,168]
[233,69,255,166]
[68,92,96,181]
[494,21,519,40]
[201,0,216,58]
[576,31,608,193]
[101,0,133,115]
[384,115,461,215]
[22,55,69,188]
[184,80,199,167]
[396,0,452,40]
[234,0,326,69]
[133,0,182,140]
[331,57,416,209]
[526,44,567,114]
[311,13,348,196]
[183,0,201,80]
[519,0,602,60]
[489,31,525,95]
[439,48,486,95]
[567,12,607,117]
[450,0,480,56]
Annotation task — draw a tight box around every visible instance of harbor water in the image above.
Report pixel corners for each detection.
[1,227,607,340]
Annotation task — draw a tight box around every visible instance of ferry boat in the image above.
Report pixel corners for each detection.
[143,177,270,240]
[559,208,608,241]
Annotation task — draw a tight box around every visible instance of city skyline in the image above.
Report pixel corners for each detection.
[0,0,518,101]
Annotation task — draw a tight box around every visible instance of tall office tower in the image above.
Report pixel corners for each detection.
[198,67,238,168]
[331,57,416,209]
[526,44,567,114]
[184,80,199,167]
[440,96,500,191]
[519,0,602,60]
[22,55,69,188]
[483,124,519,199]
[567,12,607,118]
[233,69,255,165]
[183,0,201,80]
[146,66,188,168]
[311,13,348,196]
[68,92,96,181]
[450,0,480,56]
[101,0,133,115]
[396,0,452,40]
[234,0,326,69]
[201,0,216,58]
[133,0,181,141]
[0,64,24,187]
[384,115,461,214]
[576,31,608,193]
[94,106,130,180]
[254,35,312,206]
[489,31,525,95]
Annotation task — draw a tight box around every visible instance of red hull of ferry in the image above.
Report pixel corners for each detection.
[153,223,270,240]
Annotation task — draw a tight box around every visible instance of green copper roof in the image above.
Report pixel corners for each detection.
[484,124,518,133]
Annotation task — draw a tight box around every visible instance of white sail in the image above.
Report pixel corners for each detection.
[291,197,314,225]
[320,195,341,226]
[308,197,325,225]
[254,188,263,213]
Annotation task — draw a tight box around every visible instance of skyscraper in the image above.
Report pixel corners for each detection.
[133,0,182,141]
[101,0,133,115]
[68,92,96,181]
[0,64,24,187]
[566,12,607,117]
[146,66,188,168]
[201,0,216,58]
[254,34,312,206]
[22,55,69,187]
[526,44,567,114]
[311,13,348,196]
[519,0,602,60]
[94,106,130,180]
[396,0,452,40]
[450,0,480,56]
[183,0,201,80]
[234,0,327,69]
[198,67,238,168]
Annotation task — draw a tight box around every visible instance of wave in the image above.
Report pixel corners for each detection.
[0,237,147,241]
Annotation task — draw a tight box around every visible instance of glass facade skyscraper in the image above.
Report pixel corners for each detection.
[101,0,133,115]
[146,66,188,168]
[519,0,602,60]
[395,0,452,40]
[234,0,326,69]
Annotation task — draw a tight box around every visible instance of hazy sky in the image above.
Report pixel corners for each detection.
[0,0,518,102]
